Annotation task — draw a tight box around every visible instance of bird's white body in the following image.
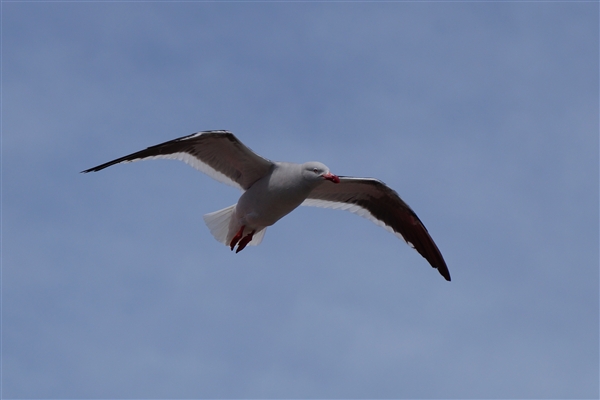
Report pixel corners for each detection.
[205,161,334,247]
[237,162,324,225]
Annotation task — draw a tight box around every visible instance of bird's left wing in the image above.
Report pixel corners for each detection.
[81,130,274,190]
[302,177,450,281]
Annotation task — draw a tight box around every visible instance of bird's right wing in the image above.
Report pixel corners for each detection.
[81,130,274,190]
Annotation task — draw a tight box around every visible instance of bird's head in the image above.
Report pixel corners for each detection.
[302,162,340,184]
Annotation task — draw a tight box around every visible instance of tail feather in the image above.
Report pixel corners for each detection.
[203,204,267,247]
[203,204,236,245]
[249,227,266,246]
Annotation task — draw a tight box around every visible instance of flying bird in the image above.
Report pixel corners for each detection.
[82,130,450,281]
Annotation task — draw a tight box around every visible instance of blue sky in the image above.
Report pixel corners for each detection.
[3,2,598,398]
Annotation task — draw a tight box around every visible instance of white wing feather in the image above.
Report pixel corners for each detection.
[301,198,408,243]
[142,152,243,190]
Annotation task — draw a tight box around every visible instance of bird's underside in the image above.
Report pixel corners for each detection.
[82,130,451,281]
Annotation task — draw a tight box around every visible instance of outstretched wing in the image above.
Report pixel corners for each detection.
[81,130,274,190]
[302,177,450,281]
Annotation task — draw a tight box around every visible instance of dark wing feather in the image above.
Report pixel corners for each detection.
[303,177,450,281]
[81,130,273,190]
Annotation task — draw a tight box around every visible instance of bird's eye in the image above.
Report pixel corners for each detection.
[313,168,319,174]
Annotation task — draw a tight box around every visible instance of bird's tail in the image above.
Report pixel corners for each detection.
[203,204,266,247]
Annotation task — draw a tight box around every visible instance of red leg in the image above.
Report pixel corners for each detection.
[235,230,256,253]
[230,226,245,251]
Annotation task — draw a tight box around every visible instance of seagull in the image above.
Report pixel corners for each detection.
[82,130,450,281]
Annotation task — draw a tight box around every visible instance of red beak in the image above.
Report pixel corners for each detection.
[322,172,340,184]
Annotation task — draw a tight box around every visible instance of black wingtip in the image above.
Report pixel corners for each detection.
[439,267,451,282]
[80,166,103,173]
